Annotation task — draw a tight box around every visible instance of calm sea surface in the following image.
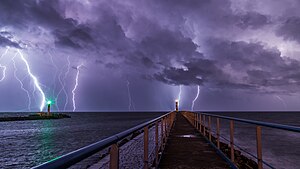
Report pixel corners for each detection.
[0,111,299,169]
[0,112,164,169]
[206,112,300,169]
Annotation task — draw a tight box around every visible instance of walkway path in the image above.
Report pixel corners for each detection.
[159,112,230,169]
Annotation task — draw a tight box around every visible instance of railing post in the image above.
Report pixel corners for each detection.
[208,116,211,141]
[163,118,166,144]
[230,120,234,162]
[164,117,167,140]
[168,115,171,135]
[194,113,197,127]
[199,114,202,132]
[197,114,200,130]
[196,113,199,130]
[195,113,197,127]
[216,118,220,149]
[161,119,163,148]
[256,126,263,169]
[155,121,159,167]
[203,115,206,136]
[166,116,168,135]
[144,126,149,169]
[109,144,119,169]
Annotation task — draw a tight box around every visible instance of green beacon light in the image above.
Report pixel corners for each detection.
[47,100,52,115]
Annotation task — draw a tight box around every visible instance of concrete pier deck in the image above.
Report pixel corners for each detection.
[159,112,230,169]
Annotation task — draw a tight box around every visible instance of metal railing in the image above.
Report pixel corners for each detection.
[182,112,300,169]
[32,111,176,169]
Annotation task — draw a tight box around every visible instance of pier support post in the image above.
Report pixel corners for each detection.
[109,144,119,169]
[155,121,159,167]
[208,116,211,141]
[199,114,202,132]
[230,120,234,162]
[203,115,206,137]
[169,115,171,134]
[166,117,168,138]
[161,119,164,148]
[195,113,197,128]
[198,114,200,130]
[196,113,199,130]
[216,118,220,149]
[144,126,149,169]
[256,126,263,169]
[164,117,167,139]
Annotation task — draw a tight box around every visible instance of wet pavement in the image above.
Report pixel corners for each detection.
[159,112,230,169]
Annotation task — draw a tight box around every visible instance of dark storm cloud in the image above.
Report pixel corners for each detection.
[206,39,284,69]
[153,58,218,86]
[53,26,94,49]
[105,14,200,71]
[158,0,210,9]
[1,0,300,111]
[54,30,82,49]
[0,0,69,28]
[0,0,97,49]
[0,34,21,48]
[141,56,154,68]
[276,16,300,43]
[207,39,300,90]
[237,12,270,29]
[152,0,270,31]
[151,0,234,29]
[105,63,120,69]
[119,28,198,71]
[153,38,300,93]
[139,30,197,60]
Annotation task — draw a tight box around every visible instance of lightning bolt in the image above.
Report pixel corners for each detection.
[12,53,31,111]
[174,85,182,109]
[191,85,200,111]
[126,80,133,111]
[72,63,83,112]
[48,50,60,111]
[17,49,46,112]
[0,48,9,82]
[275,95,287,110]
[48,51,58,92]
[56,55,71,111]
[178,85,182,101]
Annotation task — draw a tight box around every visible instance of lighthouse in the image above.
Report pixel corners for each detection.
[47,100,52,116]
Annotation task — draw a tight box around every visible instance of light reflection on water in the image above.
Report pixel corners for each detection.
[0,112,164,169]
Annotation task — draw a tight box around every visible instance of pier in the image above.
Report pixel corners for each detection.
[0,113,71,122]
[32,111,300,169]
[159,113,230,168]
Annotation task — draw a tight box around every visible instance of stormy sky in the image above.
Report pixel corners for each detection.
[1,0,300,112]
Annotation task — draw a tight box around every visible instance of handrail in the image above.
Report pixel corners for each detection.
[184,111,300,169]
[199,112,300,132]
[32,111,173,169]
[212,130,275,169]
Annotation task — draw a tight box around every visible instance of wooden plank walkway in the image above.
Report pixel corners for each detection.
[158,112,230,169]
